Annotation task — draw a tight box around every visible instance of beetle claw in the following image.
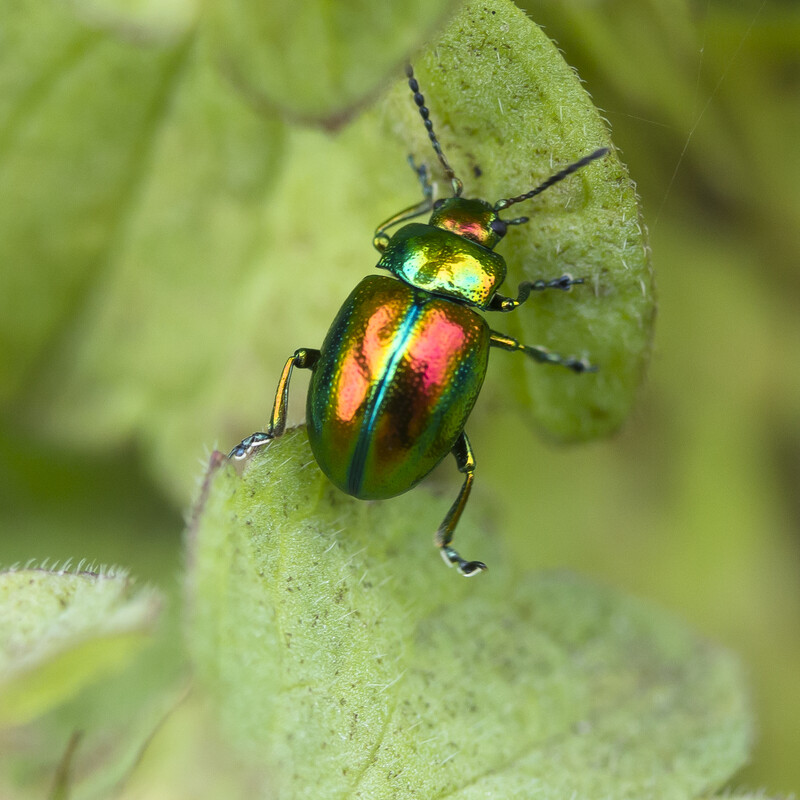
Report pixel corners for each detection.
[570,358,598,374]
[441,546,487,576]
[228,431,274,460]
[459,560,488,577]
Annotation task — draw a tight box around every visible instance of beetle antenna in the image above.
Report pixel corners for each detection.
[406,64,463,197]
[494,147,608,212]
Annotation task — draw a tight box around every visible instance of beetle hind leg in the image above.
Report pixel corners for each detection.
[228,348,320,460]
[490,331,596,373]
[228,431,273,460]
[436,432,487,577]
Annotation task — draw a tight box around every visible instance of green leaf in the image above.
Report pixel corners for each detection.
[66,0,197,40]
[0,0,190,407]
[202,0,462,122]
[0,0,284,499]
[188,430,751,799]
[0,568,161,727]
[696,796,791,800]
[381,0,653,440]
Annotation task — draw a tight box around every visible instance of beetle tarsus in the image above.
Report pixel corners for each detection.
[407,155,433,202]
[489,274,587,312]
[549,274,584,291]
[228,431,273,460]
[566,357,597,374]
[489,331,597,374]
[524,347,597,373]
[441,546,487,576]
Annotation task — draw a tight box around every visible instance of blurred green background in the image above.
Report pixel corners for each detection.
[1,0,798,795]
[513,0,800,792]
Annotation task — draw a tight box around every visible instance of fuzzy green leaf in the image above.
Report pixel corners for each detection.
[381,0,654,440]
[697,796,791,800]
[188,430,750,799]
[0,568,161,727]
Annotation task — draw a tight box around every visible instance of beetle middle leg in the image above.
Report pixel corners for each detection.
[490,331,596,373]
[436,432,487,577]
[488,274,586,312]
[228,348,320,460]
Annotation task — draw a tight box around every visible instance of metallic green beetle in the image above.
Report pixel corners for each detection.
[230,65,607,576]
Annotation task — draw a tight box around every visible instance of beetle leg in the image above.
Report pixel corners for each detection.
[372,158,434,253]
[487,274,586,312]
[490,331,596,373]
[228,348,320,460]
[408,155,434,201]
[436,432,487,577]
[372,197,434,253]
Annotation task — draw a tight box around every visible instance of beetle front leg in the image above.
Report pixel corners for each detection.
[488,274,586,312]
[408,155,434,202]
[372,158,434,253]
[436,432,487,577]
[490,331,596,373]
[228,348,320,460]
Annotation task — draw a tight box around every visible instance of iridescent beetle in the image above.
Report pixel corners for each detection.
[230,65,607,576]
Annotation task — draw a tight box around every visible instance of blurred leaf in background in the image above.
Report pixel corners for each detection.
[513,0,800,793]
[0,0,797,795]
[0,569,161,728]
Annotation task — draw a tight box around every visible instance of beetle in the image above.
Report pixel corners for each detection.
[230,64,607,576]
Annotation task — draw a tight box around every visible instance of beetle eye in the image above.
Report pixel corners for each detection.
[432,198,446,211]
[490,218,507,237]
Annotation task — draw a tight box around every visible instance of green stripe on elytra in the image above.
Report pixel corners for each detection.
[347,300,423,496]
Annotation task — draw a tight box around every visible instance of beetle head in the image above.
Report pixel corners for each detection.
[429,197,508,250]
[405,64,609,247]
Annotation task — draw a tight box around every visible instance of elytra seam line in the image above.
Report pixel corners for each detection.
[347,300,423,495]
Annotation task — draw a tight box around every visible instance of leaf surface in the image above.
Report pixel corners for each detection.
[0,568,161,726]
[188,430,750,799]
